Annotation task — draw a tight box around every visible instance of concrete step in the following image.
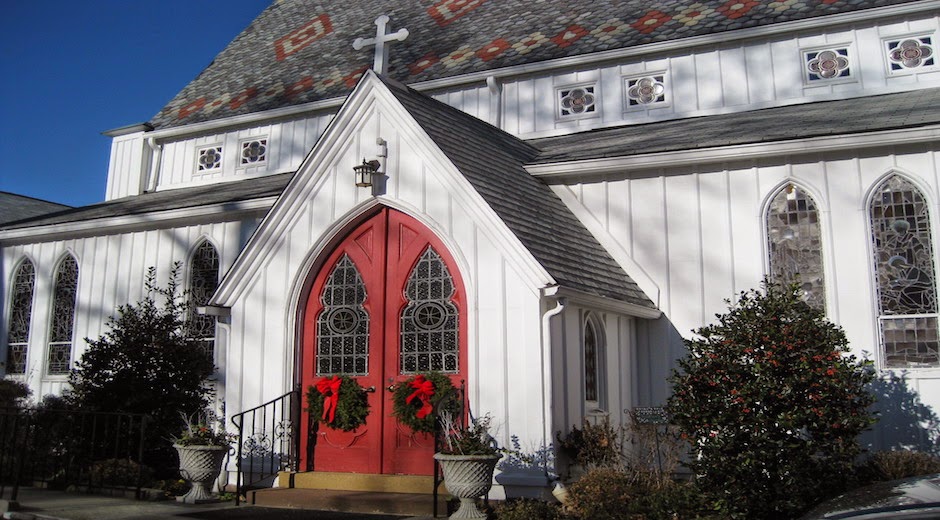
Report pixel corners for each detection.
[279,471,444,495]
[247,488,449,517]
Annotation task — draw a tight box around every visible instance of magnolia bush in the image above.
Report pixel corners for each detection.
[667,281,876,519]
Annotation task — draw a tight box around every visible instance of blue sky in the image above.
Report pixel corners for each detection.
[0,1,271,208]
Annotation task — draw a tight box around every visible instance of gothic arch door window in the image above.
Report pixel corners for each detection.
[300,207,467,475]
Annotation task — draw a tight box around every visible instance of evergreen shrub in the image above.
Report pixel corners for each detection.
[667,280,876,518]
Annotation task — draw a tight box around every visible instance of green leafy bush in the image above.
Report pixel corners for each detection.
[0,379,30,408]
[89,458,155,488]
[67,264,215,477]
[563,467,633,520]
[867,450,940,481]
[494,498,565,520]
[667,281,876,519]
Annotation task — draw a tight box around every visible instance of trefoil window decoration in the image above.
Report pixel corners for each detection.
[240,138,268,165]
[316,255,369,376]
[584,318,599,403]
[766,184,826,310]
[187,241,220,360]
[400,247,459,374]
[48,255,79,376]
[626,75,666,106]
[6,259,36,375]
[558,85,596,118]
[870,175,939,368]
[805,48,850,81]
[886,37,934,72]
[197,146,223,171]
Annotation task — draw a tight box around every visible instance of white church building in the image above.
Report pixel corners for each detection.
[3,0,940,495]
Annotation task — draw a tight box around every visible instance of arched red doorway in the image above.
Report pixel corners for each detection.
[299,207,467,475]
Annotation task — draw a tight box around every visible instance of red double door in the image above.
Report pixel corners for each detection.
[300,207,467,475]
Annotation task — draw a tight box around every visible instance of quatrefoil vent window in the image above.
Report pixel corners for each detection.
[316,255,369,376]
[240,138,267,165]
[626,75,666,106]
[197,146,222,171]
[400,247,459,374]
[886,37,935,72]
[558,85,596,118]
[804,48,851,81]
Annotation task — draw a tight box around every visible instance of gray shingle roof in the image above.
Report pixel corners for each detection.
[0,192,71,225]
[150,0,919,129]
[531,87,940,162]
[0,174,291,231]
[382,77,655,308]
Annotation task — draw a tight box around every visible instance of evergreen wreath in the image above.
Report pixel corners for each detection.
[392,372,460,433]
[306,375,370,432]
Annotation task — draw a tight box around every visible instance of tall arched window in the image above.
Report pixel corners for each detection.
[870,175,939,367]
[6,259,36,375]
[400,247,459,374]
[766,184,825,310]
[583,314,606,411]
[188,241,220,360]
[48,255,78,375]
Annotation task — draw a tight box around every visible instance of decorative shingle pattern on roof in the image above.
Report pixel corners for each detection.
[0,174,291,231]
[151,0,919,129]
[381,77,654,307]
[531,87,940,162]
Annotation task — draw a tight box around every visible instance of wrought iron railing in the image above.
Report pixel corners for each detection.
[231,388,301,505]
[0,408,149,502]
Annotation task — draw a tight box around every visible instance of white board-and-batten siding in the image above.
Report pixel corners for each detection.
[221,96,560,465]
[550,143,940,446]
[104,12,940,203]
[0,218,257,401]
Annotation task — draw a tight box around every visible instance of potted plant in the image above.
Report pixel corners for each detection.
[172,411,234,504]
[434,412,502,520]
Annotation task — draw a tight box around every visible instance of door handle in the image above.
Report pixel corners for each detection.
[387,384,396,392]
[365,386,376,393]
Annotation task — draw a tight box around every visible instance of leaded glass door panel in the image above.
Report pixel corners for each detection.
[300,207,466,476]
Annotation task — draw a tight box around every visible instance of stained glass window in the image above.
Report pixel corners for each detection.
[187,241,220,360]
[886,37,934,72]
[316,255,369,375]
[805,48,850,81]
[400,247,459,374]
[766,184,825,310]
[6,260,35,374]
[870,175,939,367]
[48,256,78,375]
[584,319,599,402]
[240,139,267,165]
[559,85,596,117]
[626,75,666,106]
[198,146,222,171]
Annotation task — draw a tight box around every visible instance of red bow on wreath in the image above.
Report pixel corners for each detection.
[406,375,436,419]
[316,376,342,423]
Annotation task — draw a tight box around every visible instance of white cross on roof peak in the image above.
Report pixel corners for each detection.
[352,15,409,75]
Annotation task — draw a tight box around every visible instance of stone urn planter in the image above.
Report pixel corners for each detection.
[174,444,228,504]
[434,453,501,519]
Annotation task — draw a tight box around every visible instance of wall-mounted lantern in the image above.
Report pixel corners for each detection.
[354,158,381,188]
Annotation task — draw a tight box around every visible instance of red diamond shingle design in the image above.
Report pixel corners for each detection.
[428,0,486,27]
[275,14,333,61]
[551,25,588,49]
[229,88,258,111]
[632,11,673,34]
[410,53,441,75]
[343,67,370,88]
[718,0,759,19]
[477,38,510,62]
[178,98,206,119]
[285,77,314,98]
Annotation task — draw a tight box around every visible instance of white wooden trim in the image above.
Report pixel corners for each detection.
[528,125,940,179]
[542,285,661,319]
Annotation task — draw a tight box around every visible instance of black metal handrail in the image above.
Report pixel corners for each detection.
[0,408,149,502]
[231,388,301,505]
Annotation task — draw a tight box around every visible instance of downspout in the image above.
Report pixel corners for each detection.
[145,137,163,193]
[540,291,566,478]
[486,76,502,129]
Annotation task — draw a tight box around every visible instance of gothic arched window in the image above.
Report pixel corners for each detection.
[48,255,78,375]
[766,184,825,310]
[316,254,369,375]
[6,259,36,374]
[400,247,459,374]
[188,241,220,360]
[870,175,939,367]
[584,317,600,403]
